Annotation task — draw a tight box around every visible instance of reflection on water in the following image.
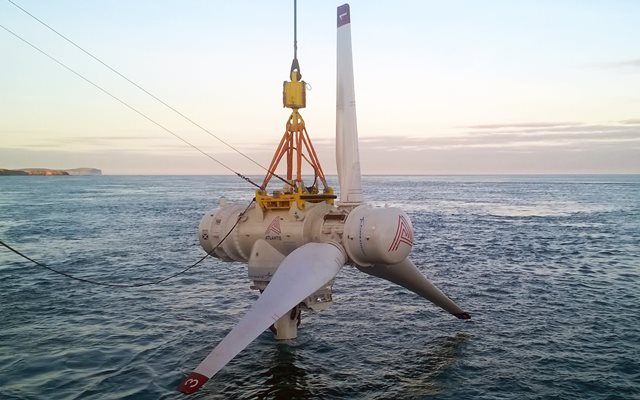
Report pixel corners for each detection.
[239,333,469,400]
[422,333,469,375]
[253,343,310,400]
[384,333,470,398]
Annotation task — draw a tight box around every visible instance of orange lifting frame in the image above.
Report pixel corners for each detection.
[261,110,327,191]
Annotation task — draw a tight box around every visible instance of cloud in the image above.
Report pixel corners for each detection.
[5,135,188,152]
[599,58,640,69]
[308,120,640,174]
[464,122,579,130]
[2,120,639,174]
[612,59,640,68]
[349,122,640,152]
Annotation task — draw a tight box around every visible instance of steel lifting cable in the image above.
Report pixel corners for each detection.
[0,22,260,287]
[0,23,263,188]
[290,0,301,79]
[0,200,255,288]
[4,0,294,188]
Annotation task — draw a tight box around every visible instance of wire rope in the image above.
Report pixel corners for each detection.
[0,200,254,287]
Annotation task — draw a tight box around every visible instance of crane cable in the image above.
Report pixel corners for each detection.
[290,0,301,80]
[4,0,294,189]
[1,23,262,188]
[0,200,255,288]
[0,22,259,285]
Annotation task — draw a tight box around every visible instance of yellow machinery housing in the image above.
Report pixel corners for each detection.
[283,70,306,109]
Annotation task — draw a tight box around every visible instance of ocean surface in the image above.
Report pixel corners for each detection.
[1,175,639,400]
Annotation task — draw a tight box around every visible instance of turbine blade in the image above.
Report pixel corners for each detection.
[357,258,470,319]
[336,3,363,204]
[178,242,346,394]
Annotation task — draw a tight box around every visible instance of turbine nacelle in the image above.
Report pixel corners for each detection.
[343,205,413,267]
[199,202,414,269]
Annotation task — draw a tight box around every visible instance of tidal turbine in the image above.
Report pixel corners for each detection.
[178,3,469,394]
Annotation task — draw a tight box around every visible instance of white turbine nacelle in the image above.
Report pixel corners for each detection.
[198,200,414,269]
[343,205,413,266]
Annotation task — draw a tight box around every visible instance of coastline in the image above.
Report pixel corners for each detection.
[0,168,102,176]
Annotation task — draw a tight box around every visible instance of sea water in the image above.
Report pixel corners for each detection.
[1,175,639,399]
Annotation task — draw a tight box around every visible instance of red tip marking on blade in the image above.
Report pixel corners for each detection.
[337,4,350,27]
[178,372,209,394]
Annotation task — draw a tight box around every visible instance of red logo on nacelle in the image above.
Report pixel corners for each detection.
[265,217,282,236]
[388,215,413,252]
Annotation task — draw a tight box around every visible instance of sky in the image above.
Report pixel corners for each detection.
[1,0,639,175]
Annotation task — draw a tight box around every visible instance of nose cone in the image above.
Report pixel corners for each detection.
[198,210,218,254]
[343,205,413,267]
[198,203,248,262]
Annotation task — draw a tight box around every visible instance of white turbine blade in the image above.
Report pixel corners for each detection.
[178,242,346,394]
[357,258,470,319]
[336,3,363,204]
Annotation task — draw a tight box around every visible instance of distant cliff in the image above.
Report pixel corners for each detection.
[19,168,69,176]
[0,169,29,176]
[64,168,102,176]
[0,168,102,176]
